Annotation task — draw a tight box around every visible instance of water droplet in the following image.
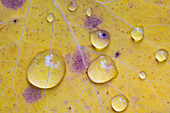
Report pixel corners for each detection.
[86,8,92,17]
[68,2,77,12]
[87,55,118,83]
[46,13,54,23]
[27,50,66,89]
[139,71,147,80]
[111,94,129,112]
[131,26,144,42]
[155,49,169,62]
[90,29,110,49]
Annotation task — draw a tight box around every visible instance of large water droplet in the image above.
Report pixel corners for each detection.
[155,49,169,62]
[86,8,92,17]
[131,26,144,42]
[111,94,129,112]
[68,2,77,12]
[46,13,54,23]
[87,55,118,83]
[90,29,110,49]
[139,71,147,80]
[27,50,66,89]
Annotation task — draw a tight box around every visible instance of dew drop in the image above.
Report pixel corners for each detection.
[111,94,129,112]
[131,26,144,42]
[86,8,93,17]
[46,13,54,23]
[90,29,110,49]
[27,50,66,89]
[139,71,147,80]
[68,2,77,12]
[155,49,169,62]
[87,55,118,83]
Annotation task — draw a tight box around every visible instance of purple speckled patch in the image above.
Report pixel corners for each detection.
[71,50,90,73]
[1,0,26,10]
[22,86,41,104]
[84,15,102,28]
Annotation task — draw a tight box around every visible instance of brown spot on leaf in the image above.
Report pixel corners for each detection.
[1,0,26,10]
[84,15,102,28]
[22,86,41,104]
[106,91,109,95]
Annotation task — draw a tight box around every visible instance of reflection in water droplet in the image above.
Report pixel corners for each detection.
[86,8,92,17]
[87,55,118,83]
[155,49,168,62]
[111,94,129,112]
[139,71,147,80]
[131,26,144,42]
[27,50,66,89]
[90,29,110,49]
[46,13,54,23]
[68,2,77,11]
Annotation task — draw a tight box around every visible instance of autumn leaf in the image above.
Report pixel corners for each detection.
[0,0,169,113]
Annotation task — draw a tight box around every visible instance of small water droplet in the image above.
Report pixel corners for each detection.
[155,49,169,62]
[131,26,144,42]
[90,29,110,49]
[68,2,77,12]
[87,55,118,83]
[27,50,66,89]
[86,8,92,17]
[139,71,147,80]
[46,13,54,23]
[111,94,129,112]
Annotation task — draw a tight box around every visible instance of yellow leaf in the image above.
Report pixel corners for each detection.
[0,0,169,113]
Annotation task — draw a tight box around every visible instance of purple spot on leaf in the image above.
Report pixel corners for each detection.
[84,15,102,28]
[22,86,41,104]
[1,0,26,10]
[71,50,90,73]
[115,51,121,58]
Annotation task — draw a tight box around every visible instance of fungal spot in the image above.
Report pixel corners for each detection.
[115,51,120,57]
[84,15,102,28]
[13,19,17,23]
[106,91,109,95]
[22,86,41,104]
[1,0,26,10]
[71,50,89,73]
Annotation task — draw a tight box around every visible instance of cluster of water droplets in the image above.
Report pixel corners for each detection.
[25,2,169,112]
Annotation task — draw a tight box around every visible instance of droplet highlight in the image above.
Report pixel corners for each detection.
[86,8,92,17]
[87,55,118,83]
[139,71,147,80]
[27,50,66,89]
[68,2,77,12]
[111,94,129,112]
[90,29,110,49]
[46,13,54,23]
[155,49,169,62]
[131,26,144,42]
